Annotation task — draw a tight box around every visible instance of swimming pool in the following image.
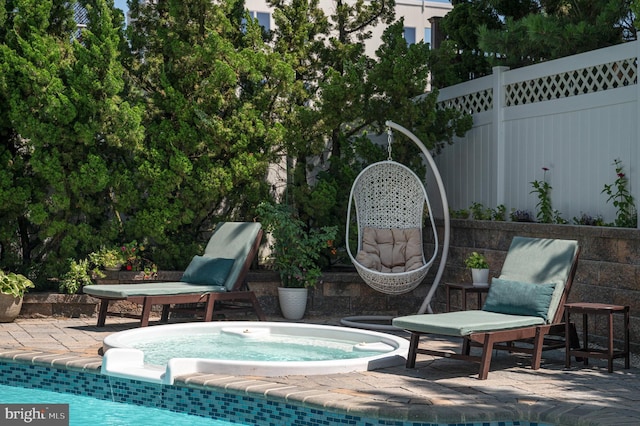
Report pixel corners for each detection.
[0,359,554,426]
[0,382,231,425]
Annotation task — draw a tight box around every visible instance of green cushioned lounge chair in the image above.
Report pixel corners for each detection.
[392,236,580,379]
[84,222,266,327]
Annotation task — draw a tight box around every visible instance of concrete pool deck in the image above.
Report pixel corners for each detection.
[0,316,639,425]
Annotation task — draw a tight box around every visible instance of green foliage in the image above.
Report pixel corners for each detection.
[430,1,502,87]
[0,271,35,298]
[0,0,143,286]
[450,208,470,219]
[434,0,635,85]
[58,259,93,295]
[602,159,637,228]
[531,167,555,223]
[58,239,158,295]
[88,247,126,270]
[0,0,473,289]
[491,204,507,221]
[464,252,489,269]
[466,203,506,221]
[295,18,472,252]
[478,0,635,69]
[573,213,605,226]
[257,202,337,288]
[124,0,284,266]
[470,202,492,220]
[120,240,156,274]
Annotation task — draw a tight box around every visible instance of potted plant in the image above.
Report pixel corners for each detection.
[464,251,490,286]
[257,202,337,320]
[89,247,126,272]
[0,271,35,322]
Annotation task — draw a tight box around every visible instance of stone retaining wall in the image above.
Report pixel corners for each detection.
[21,220,640,353]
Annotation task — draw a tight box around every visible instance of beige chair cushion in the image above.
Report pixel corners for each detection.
[355,227,424,273]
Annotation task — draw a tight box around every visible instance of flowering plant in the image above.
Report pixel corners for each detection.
[602,159,637,228]
[121,240,157,277]
[257,202,338,288]
[530,167,554,223]
[510,209,534,222]
[121,240,141,271]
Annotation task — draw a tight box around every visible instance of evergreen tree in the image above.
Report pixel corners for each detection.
[479,0,635,68]
[125,0,295,267]
[264,1,471,264]
[432,0,635,86]
[0,0,143,286]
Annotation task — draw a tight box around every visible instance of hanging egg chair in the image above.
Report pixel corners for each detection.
[341,121,450,330]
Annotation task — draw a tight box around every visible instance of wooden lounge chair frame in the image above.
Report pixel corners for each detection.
[85,222,266,327]
[393,237,581,379]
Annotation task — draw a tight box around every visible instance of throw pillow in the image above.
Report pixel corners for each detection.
[181,256,235,286]
[482,278,556,321]
[355,227,424,273]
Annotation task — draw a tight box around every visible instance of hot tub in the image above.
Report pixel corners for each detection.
[101,321,409,384]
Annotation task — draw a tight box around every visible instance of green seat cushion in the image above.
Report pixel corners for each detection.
[482,278,556,321]
[83,282,227,298]
[181,256,235,286]
[392,310,545,336]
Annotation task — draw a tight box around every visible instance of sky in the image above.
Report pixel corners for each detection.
[114,0,128,16]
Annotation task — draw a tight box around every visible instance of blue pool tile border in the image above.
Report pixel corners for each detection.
[0,361,552,426]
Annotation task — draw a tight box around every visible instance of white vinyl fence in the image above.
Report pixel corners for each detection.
[433,39,640,225]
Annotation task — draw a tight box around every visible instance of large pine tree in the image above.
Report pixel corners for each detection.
[0,0,143,284]
[124,0,294,267]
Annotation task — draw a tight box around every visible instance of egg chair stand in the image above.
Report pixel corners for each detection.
[340,120,450,331]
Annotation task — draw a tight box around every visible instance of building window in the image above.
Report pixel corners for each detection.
[403,27,416,45]
[248,11,271,31]
[424,28,432,48]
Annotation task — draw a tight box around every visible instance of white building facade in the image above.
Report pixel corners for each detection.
[244,0,452,56]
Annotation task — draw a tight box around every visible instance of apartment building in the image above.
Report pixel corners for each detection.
[245,0,452,56]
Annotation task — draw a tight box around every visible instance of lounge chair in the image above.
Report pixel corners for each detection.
[84,222,266,327]
[392,236,580,379]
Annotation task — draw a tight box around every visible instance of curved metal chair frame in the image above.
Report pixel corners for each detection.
[341,121,450,330]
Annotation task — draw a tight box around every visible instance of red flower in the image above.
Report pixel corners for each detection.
[126,265,132,271]
[618,173,625,178]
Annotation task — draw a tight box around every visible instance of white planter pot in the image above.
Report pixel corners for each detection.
[277,287,308,320]
[471,269,490,286]
[0,294,23,323]
[104,264,122,272]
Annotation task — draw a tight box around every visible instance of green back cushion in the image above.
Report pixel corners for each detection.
[482,278,556,321]
[498,237,578,322]
[203,222,262,291]
[181,256,235,286]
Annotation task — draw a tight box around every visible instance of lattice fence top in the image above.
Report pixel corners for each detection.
[437,57,638,111]
[437,89,492,114]
[506,58,637,106]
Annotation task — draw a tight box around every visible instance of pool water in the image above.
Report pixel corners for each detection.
[133,332,384,365]
[0,383,237,426]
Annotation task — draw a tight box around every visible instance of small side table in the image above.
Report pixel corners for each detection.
[445,283,490,312]
[564,302,630,373]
